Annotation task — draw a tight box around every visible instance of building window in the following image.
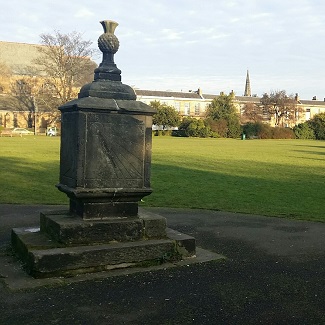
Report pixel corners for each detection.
[4,113,10,128]
[15,79,31,95]
[305,108,311,121]
[174,102,180,112]
[295,110,299,120]
[194,103,200,116]
[184,102,190,115]
[13,113,18,128]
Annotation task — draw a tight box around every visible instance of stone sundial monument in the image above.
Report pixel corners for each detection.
[11,20,196,278]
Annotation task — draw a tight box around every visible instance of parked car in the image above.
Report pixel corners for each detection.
[11,128,34,135]
[46,127,59,136]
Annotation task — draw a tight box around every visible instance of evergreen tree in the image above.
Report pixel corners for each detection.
[205,93,241,138]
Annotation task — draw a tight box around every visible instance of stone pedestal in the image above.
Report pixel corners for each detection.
[57,98,155,220]
[11,20,196,278]
[11,209,195,278]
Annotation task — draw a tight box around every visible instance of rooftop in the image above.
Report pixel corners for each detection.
[0,41,43,75]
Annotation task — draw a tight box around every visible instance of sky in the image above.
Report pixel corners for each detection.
[1,0,325,100]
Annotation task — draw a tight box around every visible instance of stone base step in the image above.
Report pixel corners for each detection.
[40,210,167,245]
[11,226,195,278]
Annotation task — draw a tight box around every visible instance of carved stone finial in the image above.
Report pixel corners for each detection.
[98,20,119,54]
[78,19,136,100]
[94,20,121,81]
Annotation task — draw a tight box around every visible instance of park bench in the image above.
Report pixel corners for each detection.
[0,129,14,137]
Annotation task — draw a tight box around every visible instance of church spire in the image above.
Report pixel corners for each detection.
[244,70,251,97]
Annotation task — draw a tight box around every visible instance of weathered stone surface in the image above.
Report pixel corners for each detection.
[11,219,197,278]
[58,113,152,189]
[40,213,144,245]
[12,227,63,251]
[69,199,140,220]
[39,210,168,245]
[40,214,144,245]
[77,81,136,100]
[56,110,154,219]
[59,97,156,113]
[12,227,178,278]
[28,240,175,277]
[140,211,167,239]
[167,228,196,257]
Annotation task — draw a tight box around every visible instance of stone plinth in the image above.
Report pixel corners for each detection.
[39,210,167,245]
[11,210,196,278]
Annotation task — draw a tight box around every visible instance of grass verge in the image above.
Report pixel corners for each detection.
[0,136,324,222]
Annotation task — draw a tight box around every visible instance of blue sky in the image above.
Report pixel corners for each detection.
[1,0,325,99]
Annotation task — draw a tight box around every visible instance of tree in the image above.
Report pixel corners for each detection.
[34,30,97,106]
[1,32,97,129]
[205,93,241,138]
[241,102,263,123]
[0,32,97,128]
[260,90,302,127]
[8,75,61,128]
[151,101,181,130]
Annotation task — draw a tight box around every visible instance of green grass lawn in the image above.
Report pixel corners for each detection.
[0,136,324,222]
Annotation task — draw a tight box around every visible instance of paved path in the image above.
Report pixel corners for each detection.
[0,205,324,324]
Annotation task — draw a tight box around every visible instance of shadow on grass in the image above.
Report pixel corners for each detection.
[293,149,325,156]
[294,143,325,149]
[144,160,325,222]
[0,156,65,204]
[1,151,324,221]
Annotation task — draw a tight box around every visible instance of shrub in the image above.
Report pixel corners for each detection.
[272,127,295,139]
[293,123,316,139]
[206,118,228,137]
[227,116,242,138]
[242,122,295,139]
[177,117,212,138]
[309,112,325,140]
[257,123,273,139]
[242,122,258,138]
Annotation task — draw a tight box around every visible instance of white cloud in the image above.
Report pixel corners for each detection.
[74,7,95,18]
[0,0,325,99]
[161,29,184,40]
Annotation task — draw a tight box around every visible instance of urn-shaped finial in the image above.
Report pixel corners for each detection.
[98,20,120,54]
[95,20,121,81]
[101,20,118,34]
[78,19,137,99]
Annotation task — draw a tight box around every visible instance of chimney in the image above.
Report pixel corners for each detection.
[312,96,317,100]
[197,87,202,98]
[295,93,299,102]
